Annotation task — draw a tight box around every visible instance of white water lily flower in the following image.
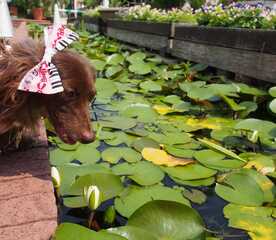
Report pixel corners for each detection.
[51,166,61,188]
[83,185,102,210]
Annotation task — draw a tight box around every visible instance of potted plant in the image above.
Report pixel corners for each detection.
[32,0,44,20]
[9,0,28,17]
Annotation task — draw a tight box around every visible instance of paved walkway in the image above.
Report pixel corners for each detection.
[0,126,57,240]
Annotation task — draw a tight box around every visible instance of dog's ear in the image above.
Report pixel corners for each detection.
[12,22,29,42]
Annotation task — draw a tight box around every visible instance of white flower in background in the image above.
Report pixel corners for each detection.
[205,0,219,6]
[51,166,61,188]
[83,185,102,210]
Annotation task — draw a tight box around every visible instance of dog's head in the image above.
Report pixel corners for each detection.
[44,51,97,144]
[0,26,96,145]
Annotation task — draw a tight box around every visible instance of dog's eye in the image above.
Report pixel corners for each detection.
[66,91,78,99]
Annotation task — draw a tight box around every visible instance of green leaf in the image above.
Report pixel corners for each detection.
[162,164,217,181]
[106,65,123,78]
[129,62,152,75]
[53,223,127,240]
[197,138,246,162]
[122,105,158,122]
[269,86,276,97]
[112,161,164,186]
[128,200,205,240]
[172,176,215,187]
[91,59,106,71]
[126,52,146,64]
[132,137,160,152]
[215,171,265,206]
[107,53,125,65]
[74,143,101,164]
[115,185,190,218]
[269,99,276,113]
[102,147,142,164]
[106,226,157,240]
[194,149,245,170]
[220,95,246,111]
[69,173,124,201]
[182,188,207,204]
[140,80,162,91]
[50,148,75,165]
[57,164,111,196]
[99,116,137,130]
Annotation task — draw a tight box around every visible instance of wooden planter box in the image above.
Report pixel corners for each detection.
[105,19,173,51]
[83,16,101,33]
[170,25,276,83]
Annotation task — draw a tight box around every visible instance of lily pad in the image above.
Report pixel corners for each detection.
[215,170,267,206]
[53,223,126,240]
[114,185,190,218]
[194,149,245,170]
[57,164,111,196]
[112,161,164,186]
[107,53,125,65]
[161,164,217,181]
[106,65,123,78]
[128,200,205,240]
[129,62,152,75]
[140,80,162,91]
[99,116,137,130]
[132,137,160,152]
[172,176,215,187]
[101,147,142,164]
[106,226,157,240]
[69,173,124,201]
[142,148,195,167]
[126,52,146,64]
[122,105,158,122]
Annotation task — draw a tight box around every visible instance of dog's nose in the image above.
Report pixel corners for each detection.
[79,130,95,144]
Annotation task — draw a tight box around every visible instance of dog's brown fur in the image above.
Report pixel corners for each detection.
[0,36,96,151]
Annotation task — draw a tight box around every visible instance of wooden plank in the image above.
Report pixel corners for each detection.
[106,19,172,36]
[170,39,276,83]
[106,27,168,51]
[174,25,276,55]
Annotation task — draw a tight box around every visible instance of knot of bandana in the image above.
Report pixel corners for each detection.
[17,25,79,94]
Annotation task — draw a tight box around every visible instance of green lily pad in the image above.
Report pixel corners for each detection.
[128,200,205,240]
[101,147,142,164]
[215,170,266,206]
[114,185,190,218]
[182,188,207,205]
[107,53,125,65]
[127,52,146,64]
[269,87,276,97]
[172,176,215,187]
[269,99,276,114]
[161,164,217,181]
[106,66,123,78]
[74,143,101,164]
[112,161,164,186]
[140,80,162,91]
[63,196,86,208]
[106,226,157,240]
[53,223,126,240]
[132,137,160,152]
[129,62,152,75]
[194,149,245,170]
[99,116,137,130]
[122,105,158,123]
[91,59,106,71]
[165,145,195,158]
[58,163,111,196]
[69,173,124,201]
[50,148,75,165]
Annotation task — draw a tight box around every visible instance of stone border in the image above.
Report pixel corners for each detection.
[0,123,57,240]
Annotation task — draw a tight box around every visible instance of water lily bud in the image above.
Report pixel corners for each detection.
[248,130,259,143]
[51,166,61,188]
[83,185,102,210]
[104,206,116,225]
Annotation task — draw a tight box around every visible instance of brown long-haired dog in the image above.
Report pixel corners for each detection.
[0,29,96,152]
